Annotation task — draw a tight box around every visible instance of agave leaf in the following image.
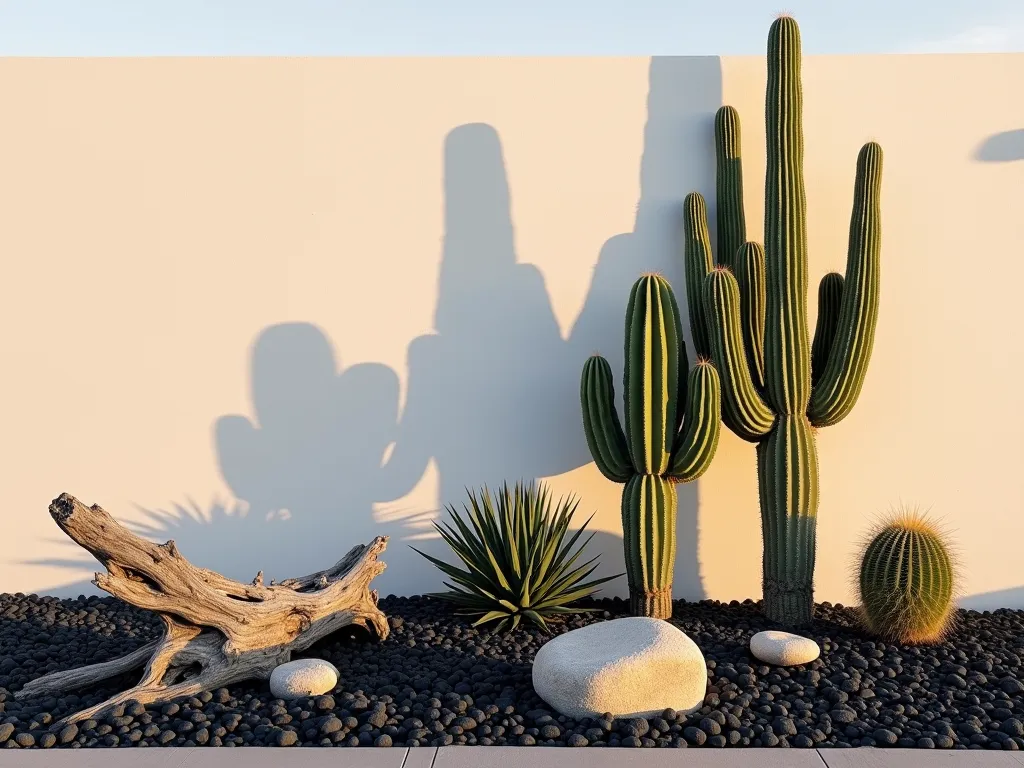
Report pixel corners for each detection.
[534,567,603,606]
[542,559,604,598]
[533,574,621,609]
[441,573,504,601]
[535,605,583,615]
[431,539,488,583]
[434,526,495,583]
[409,547,494,591]
[473,609,513,627]
[532,520,589,593]
[522,609,549,632]
[533,547,599,598]
[547,513,596,574]
[471,493,516,592]
[504,503,521,580]
[520,556,535,609]
[409,546,470,578]
[434,581,496,604]
[443,509,492,569]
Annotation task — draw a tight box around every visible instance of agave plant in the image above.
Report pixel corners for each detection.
[412,481,621,632]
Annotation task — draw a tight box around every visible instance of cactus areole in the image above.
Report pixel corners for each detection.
[581,274,722,619]
[684,17,883,627]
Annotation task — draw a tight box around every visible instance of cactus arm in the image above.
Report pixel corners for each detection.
[623,275,681,475]
[580,356,633,483]
[704,268,776,442]
[808,142,883,427]
[715,106,746,273]
[810,272,844,388]
[667,361,722,482]
[683,192,715,360]
[735,242,767,390]
[763,17,812,417]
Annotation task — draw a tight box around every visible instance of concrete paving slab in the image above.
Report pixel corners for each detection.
[0,749,189,767]
[403,746,440,768]
[433,746,827,767]
[1,745,1020,767]
[819,748,1020,768]
[176,746,411,767]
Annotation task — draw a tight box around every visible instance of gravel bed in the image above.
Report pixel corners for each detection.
[1,592,1023,749]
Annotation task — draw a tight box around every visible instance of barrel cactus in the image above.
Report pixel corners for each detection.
[684,16,883,626]
[857,509,958,645]
[581,273,722,619]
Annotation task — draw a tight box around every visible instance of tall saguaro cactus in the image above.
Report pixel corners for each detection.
[581,274,722,619]
[684,17,883,627]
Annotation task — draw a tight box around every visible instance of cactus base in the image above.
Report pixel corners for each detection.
[629,588,673,619]
[762,579,814,627]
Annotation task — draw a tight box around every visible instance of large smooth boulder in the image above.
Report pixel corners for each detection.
[531,617,706,720]
[749,630,820,666]
[269,658,339,699]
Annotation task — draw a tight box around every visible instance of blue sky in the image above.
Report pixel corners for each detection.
[0,0,1022,55]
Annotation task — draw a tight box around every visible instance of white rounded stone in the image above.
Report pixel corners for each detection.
[269,658,339,699]
[749,630,820,666]
[531,617,707,720]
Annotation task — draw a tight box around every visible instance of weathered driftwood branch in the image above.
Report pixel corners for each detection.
[17,493,389,724]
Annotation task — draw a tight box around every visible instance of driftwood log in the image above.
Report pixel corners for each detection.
[17,493,389,725]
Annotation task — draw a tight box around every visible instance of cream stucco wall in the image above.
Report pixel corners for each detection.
[1,55,1021,608]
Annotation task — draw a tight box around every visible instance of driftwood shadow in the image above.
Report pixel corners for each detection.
[32,56,724,605]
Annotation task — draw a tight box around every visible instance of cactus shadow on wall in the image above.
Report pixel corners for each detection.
[32,55,725,603]
[960,587,1024,612]
[381,55,724,601]
[974,129,1024,162]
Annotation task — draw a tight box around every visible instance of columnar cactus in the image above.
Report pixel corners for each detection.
[858,510,958,644]
[581,274,722,618]
[684,16,883,626]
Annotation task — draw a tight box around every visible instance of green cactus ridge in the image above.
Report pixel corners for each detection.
[580,273,722,619]
[858,511,957,645]
[683,15,883,627]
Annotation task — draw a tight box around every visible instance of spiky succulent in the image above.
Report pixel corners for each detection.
[856,507,959,645]
[413,481,620,632]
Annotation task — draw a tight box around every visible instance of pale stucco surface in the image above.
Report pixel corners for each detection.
[0,55,1020,607]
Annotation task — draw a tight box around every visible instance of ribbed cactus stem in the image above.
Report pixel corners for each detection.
[811,272,844,387]
[736,242,767,389]
[757,415,819,626]
[580,274,721,619]
[683,194,714,360]
[715,106,746,272]
[624,274,683,475]
[858,511,957,644]
[623,474,677,619]
[763,16,811,417]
